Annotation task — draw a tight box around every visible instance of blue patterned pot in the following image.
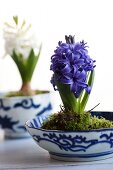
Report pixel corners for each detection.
[0,92,53,138]
[25,111,113,161]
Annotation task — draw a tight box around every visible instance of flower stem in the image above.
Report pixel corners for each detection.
[80,70,95,113]
[20,82,35,96]
[55,74,78,112]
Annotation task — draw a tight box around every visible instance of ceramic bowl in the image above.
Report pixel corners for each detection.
[25,111,113,161]
[0,92,54,138]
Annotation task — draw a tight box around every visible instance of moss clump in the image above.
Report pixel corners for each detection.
[42,109,113,131]
[5,90,49,97]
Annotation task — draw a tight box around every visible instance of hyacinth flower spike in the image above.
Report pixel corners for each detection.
[50,35,96,113]
[3,16,41,96]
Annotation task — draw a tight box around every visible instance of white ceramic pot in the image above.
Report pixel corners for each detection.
[0,92,53,138]
[26,111,113,162]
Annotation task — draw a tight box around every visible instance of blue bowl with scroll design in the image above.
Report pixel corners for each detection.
[0,92,54,139]
[25,111,113,161]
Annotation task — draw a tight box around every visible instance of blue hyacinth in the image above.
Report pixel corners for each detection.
[50,36,95,98]
[50,35,96,98]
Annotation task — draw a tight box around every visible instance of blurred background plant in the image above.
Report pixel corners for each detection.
[3,16,41,96]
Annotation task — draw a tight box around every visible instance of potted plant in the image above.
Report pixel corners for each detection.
[26,35,113,161]
[0,16,53,139]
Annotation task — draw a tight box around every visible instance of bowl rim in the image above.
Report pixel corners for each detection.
[25,111,113,133]
[0,91,52,100]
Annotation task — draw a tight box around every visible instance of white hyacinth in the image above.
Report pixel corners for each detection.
[3,16,40,58]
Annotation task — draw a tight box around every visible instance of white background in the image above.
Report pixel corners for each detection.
[0,0,113,111]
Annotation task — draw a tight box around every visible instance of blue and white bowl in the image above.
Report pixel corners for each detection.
[0,92,54,139]
[25,111,113,161]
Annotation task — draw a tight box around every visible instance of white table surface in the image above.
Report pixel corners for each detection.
[0,130,113,170]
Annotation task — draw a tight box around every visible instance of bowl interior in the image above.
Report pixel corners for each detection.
[26,111,113,130]
[91,111,113,121]
[26,113,48,129]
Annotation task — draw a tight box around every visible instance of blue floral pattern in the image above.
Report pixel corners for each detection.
[0,115,19,131]
[36,103,52,116]
[0,102,52,132]
[14,98,41,109]
[0,99,11,111]
[33,132,113,152]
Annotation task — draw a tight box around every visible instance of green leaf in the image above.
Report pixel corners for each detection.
[25,45,42,82]
[13,16,18,25]
[55,74,78,112]
[11,45,41,84]
[11,51,26,82]
[80,70,95,113]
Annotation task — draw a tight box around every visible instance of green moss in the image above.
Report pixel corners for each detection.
[42,109,113,131]
[5,90,49,97]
